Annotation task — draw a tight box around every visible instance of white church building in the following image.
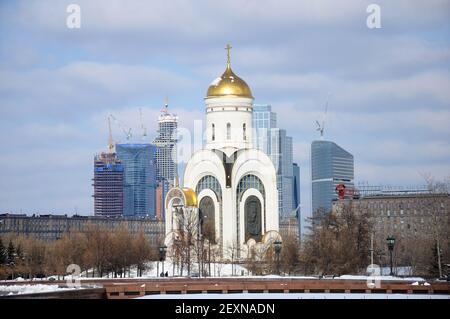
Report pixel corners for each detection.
[165,46,280,259]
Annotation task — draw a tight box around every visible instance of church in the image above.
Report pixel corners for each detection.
[165,45,279,259]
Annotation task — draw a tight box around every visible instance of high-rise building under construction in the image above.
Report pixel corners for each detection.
[93,152,124,217]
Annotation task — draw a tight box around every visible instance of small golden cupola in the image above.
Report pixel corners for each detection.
[206,44,253,99]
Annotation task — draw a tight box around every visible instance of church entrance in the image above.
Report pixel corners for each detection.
[199,196,216,243]
[244,195,262,242]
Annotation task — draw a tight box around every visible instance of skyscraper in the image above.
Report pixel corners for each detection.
[292,162,301,238]
[292,163,300,211]
[92,152,124,217]
[311,140,354,217]
[253,104,294,218]
[116,143,157,218]
[153,103,178,219]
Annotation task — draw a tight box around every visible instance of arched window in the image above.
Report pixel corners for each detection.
[226,123,231,140]
[199,196,216,243]
[212,124,215,141]
[243,123,246,140]
[196,175,222,200]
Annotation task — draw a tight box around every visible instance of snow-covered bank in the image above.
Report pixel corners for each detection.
[0,284,75,296]
[0,283,102,296]
[76,260,426,281]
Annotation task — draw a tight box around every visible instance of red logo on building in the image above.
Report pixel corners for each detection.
[336,184,346,199]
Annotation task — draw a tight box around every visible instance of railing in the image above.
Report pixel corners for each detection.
[103,278,450,299]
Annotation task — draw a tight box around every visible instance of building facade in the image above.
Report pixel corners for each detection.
[0,214,165,246]
[253,104,294,219]
[334,192,450,240]
[332,192,450,272]
[92,152,124,217]
[116,143,157,218]
[166,48,279,259]
[311,140,354,217]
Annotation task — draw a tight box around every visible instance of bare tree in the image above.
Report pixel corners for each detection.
[133,230,154,277]
[173,207,200,276]
[281,234,301,275]
[83,224,112,278]
[224,240,241,276]
[300,203,372,275]
[421,175,450,278]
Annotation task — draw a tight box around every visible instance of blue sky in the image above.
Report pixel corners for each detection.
[0,0,449,220]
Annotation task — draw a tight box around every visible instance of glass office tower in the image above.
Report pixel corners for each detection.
[253,104,294,218]
[116,143,157,217]
[311,140,354,217]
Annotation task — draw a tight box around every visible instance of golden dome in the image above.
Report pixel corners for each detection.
[206,45,253,98]
[182,188,198,207]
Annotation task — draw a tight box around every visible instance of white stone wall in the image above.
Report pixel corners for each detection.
[204,96,254,154]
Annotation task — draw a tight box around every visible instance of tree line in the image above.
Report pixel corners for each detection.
[0,224,157,280]
[298,176,450,278]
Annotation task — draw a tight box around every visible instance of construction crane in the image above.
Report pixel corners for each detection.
[107,116,114,153]
[315,93,330,139]
[139,107,147,139]
[109,114,132,141]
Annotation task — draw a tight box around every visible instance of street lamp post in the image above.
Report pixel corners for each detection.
[386,236,395,276]
[159,245,167,277]
[273,241,282,275]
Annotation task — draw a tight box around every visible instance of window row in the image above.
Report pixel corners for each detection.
[212,123,247,141]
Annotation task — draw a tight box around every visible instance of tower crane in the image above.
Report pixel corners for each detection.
[139,107,147,139]
[315,93,330,140]
[109,114,132,141]
[107,116,114,153]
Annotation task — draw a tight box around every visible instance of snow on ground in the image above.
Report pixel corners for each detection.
[337,275,426,282]
[4,260,428,282]
[78,260,249,279]
[139,293,450,300]
[0,284,76,296]
[380,266,412,276]
[75,260,426,281]
[137,260,248,278]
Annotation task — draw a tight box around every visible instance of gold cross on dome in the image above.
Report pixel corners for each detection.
[225,44,232,65]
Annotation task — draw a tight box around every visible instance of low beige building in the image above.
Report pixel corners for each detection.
[332,192,450,273]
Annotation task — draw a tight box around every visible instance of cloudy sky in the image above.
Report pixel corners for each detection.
[0,1,449,221]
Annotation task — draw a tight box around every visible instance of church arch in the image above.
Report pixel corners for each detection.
[196,175,222,247]
[244,195,262,241]
[236,174,266,246]
[199,196,216,243]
